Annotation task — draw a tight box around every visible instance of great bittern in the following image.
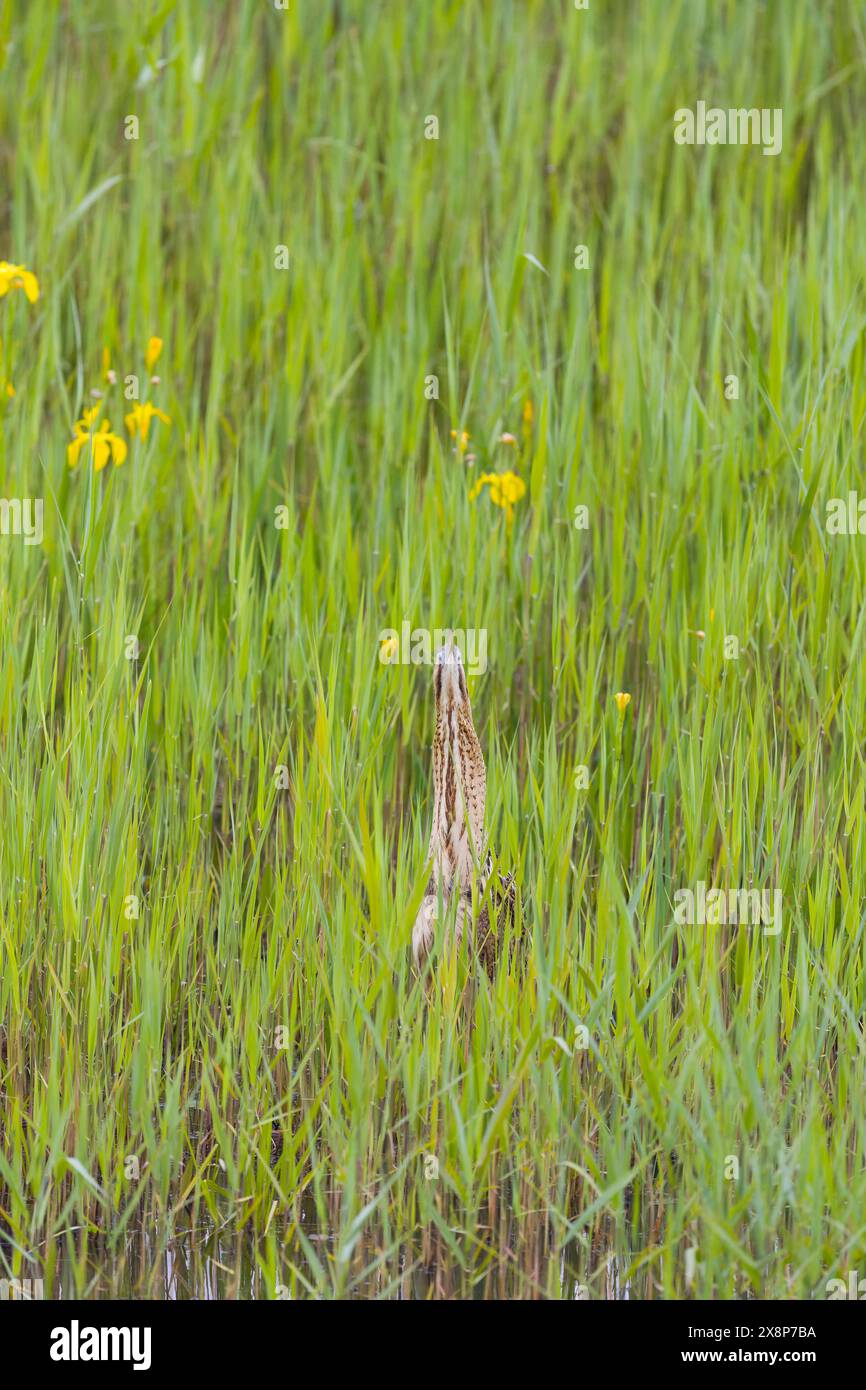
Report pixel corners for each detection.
[412,638,517,976]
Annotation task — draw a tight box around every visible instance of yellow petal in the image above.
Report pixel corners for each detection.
[500,472,526,503]
[21,270,39,303]
[110,434,128,466]
[0,263,21,295]
[67,433,87,468]
[145,336,163,372]
[614,692,632,715]
[92,436,110,471]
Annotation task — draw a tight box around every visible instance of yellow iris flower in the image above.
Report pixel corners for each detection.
[0,261,40,303]
[614,692,632,715]
[67,414,128,470]
[125,401,171,441]
[468,470,527,527]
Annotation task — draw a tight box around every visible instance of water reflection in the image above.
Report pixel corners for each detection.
[28,1214,642,1300]
[0,1185,652,1299]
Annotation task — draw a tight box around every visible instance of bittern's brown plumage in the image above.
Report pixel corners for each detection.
[412,638,517,976]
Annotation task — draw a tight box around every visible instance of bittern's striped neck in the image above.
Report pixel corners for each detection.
[427,681,487,894]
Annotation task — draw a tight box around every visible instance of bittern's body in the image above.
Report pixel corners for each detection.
[412,640,516,975]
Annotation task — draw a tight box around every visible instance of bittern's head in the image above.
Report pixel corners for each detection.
[434,637,468,708]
